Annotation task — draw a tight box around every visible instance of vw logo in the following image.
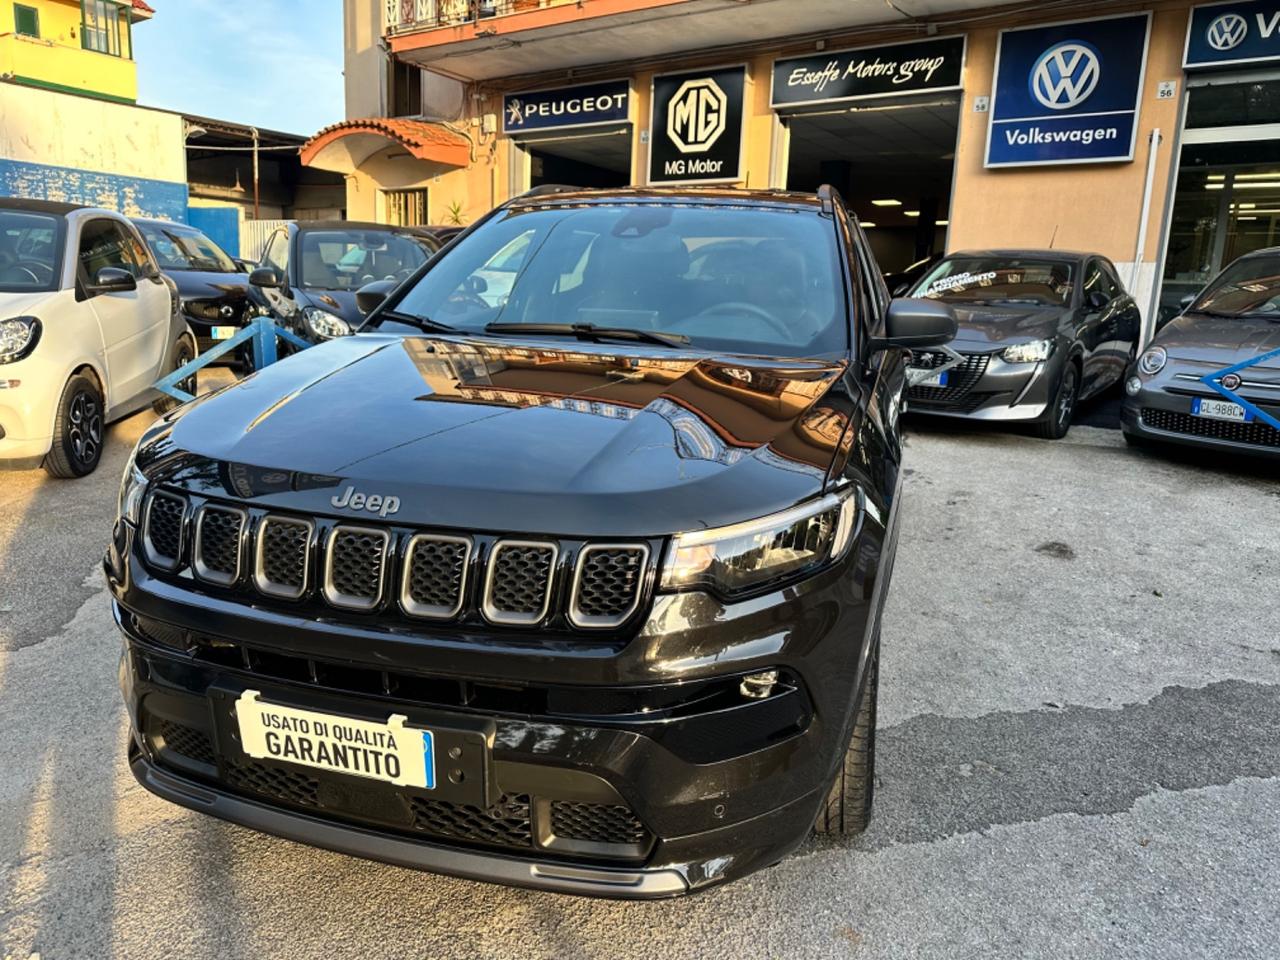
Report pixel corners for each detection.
[1030,41,1102,111]
[1206,13,1248,51]
[667,78,727,154]
[1221,373,1243,390]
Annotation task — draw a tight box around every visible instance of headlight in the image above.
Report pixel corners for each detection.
[660,487,860,598]
[1002,339,1053,364]
[0,316,41,363]
[117,438,148,525]
[301,306,352,339]
[1138,345,1167,376]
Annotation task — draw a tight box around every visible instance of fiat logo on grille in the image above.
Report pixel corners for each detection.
[1221,373,1243,391]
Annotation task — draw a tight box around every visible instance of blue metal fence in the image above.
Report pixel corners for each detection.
[154,318,311,404]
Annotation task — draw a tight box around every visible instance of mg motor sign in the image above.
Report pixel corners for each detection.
[502,79,630,134]
[986,13,1152,168]
[1187,2,1280,68]
[649,66,746,184]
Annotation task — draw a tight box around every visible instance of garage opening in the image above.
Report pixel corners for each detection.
[521,125,633,189]
[784,97,961,282]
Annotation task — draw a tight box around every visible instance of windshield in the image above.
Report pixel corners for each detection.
[371,204,846,357]
[0,210,62,292]
[915,256,1074,306]
[138,222,237,273]
[1191,256,1280,318]
[299,229,430,290]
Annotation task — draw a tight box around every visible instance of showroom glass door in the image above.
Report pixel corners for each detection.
[1158,76,1280,327]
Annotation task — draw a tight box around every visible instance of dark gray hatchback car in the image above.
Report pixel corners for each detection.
[1123,248,1280,459]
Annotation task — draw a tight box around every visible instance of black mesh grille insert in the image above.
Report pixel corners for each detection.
[408,793,533,849]
[326,527,387,607]
[486,543,555,622]
[258,517,310,597]
[908,352,992,408]
[195,506,244,583]
[158,720,217,766]
[550,801,647,846]
[145,492,185,566]
[403,536,468,617]
[574,547,645,624]
[225,760,319,807]
[1142,407,1280,448]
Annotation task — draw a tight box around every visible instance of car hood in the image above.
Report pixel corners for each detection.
[1156,313,1280,369]
[298,288,363,325]
[151,335,853,536]
[166,269,250,300]
[942,302,1068,349]
[0,289,63,316]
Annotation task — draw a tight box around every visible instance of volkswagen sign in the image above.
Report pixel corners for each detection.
[649,66,746,184]
[1186,2,1280,69]
[1207,12,1250,50]
[1030,41,1102,110]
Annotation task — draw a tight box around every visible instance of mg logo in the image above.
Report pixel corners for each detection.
[667,78,727,154]
[1206,13,1249,51]
[1030,41,1102,111]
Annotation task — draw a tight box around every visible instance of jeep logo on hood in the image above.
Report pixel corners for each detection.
[330,485,400,518]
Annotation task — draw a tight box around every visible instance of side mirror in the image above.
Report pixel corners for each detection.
[1086,290,1109,312]
[88,266,137,294]
[249,267,282,289]
[870,298,957,352]
[356,279,397,315]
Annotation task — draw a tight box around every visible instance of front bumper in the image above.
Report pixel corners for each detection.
[0,367,54,466]
[1122,362,1280,459]
[905,347,1059,422]
[108,506,889,897]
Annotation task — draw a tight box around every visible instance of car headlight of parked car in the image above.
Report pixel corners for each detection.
[0,316,41,363]
[660,487,860,599]
[1001,339,1053,364]
[1138,345,1167,376]
[301,306,352,340]
[117,438,149,525]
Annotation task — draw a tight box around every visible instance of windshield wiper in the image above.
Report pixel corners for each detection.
[377,310,461,334]
[484,322,690,348]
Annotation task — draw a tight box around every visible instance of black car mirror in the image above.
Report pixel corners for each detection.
[1086,290,1109,312]
[88,266,137,294]
[356,279,397,315]
[249,267,282,289]
[871,298,957,352]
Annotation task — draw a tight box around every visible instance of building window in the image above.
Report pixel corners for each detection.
[82,0,131,58]
[389,59,423,117]
[385,189,429,226]
[13,4,39,37]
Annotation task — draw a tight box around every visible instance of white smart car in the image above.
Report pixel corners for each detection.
[0,198,194,477]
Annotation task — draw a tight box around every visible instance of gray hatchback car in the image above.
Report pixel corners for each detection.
[1123,248,1280,459]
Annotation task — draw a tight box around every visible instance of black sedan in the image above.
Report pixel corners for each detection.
[1123,248,1280,459]
[906,250,1142,439]
[247,221,441,346]
[133,217,257,363]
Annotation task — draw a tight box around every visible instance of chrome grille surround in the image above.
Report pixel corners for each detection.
[322,524,390,611]
[568,543,650,629]
[399,533,472,620]
[191,504,247,586]
[253,515,314,600]
[482,539,558,626]
[142,490,188,572]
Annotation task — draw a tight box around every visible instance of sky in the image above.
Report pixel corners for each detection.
[133,0,345,136]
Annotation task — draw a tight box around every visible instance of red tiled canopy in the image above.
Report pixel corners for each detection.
[301,118,471,173]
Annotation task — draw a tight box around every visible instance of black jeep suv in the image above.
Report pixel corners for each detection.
[106,186,954,898]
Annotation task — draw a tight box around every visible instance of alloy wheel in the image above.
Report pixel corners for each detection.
[67,390,102,466]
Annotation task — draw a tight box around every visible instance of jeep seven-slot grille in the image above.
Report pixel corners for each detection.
[908,351,992,409]
[140,492,650,631]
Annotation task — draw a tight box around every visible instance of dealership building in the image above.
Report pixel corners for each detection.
[308,0,1280,336]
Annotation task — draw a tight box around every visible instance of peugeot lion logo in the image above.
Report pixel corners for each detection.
[1030,41,1102,111]
[506,98,524,127]
[667,78,727,154]
[1206,13,1249,51]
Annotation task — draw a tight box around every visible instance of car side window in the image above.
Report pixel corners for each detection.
[1100,261,1125,298]
[262,230,288,275]
[78,219,137,282]
[118,223,155,278]
[1082,260,1107,303]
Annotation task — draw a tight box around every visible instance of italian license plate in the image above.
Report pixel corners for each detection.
[211,325,238,340]
[235,689,435,789]
[1192,397,1253,423]
[909,367,949,388]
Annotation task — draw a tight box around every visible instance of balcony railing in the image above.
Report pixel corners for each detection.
[385,0,580,32]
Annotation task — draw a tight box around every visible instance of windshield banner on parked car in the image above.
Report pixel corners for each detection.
[1186,1,1280,69]
[985,13,1151,168]
[771,35,965,108]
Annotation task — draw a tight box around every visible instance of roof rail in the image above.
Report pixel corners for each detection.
[519,183,581,199]
[816,183,836,215]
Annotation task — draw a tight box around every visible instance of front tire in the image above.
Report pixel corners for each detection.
[43,373,105,478]
[814,651,878,836]
[1033,362,1080,440]
[153,335,196,414]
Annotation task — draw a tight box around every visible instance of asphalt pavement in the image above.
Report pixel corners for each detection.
[1,397,1277,960]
